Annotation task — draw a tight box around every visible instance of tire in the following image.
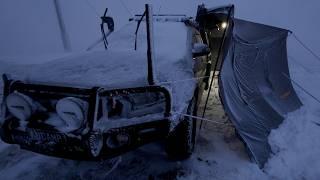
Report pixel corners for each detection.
[165,96,197,160]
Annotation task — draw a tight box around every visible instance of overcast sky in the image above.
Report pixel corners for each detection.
[0,0,319,61]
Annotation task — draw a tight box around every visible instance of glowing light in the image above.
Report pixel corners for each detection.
[221,22,228,29]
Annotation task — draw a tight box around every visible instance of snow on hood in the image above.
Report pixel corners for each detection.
[19,50,148,89]
[0,21,196,115]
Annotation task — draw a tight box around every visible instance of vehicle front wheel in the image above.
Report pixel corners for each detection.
[165,97,197,160]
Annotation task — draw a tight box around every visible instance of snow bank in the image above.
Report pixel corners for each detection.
[1,1,320,179]
[264,52,320,180]
[265,106,320,180]
[179,131,268,180]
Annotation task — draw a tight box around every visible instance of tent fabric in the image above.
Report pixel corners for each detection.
[219,19,302,167]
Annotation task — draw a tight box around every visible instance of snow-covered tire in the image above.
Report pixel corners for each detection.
[165,96,197,160]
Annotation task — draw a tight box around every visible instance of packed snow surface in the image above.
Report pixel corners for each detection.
[1,1,320,179]
[1,53,320,179]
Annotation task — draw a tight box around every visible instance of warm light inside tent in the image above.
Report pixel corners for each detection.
[221,22,228,29]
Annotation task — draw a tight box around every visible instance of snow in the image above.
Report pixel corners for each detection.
[263,48,320,180]
[0,21,196,121]
[0,82,269,180]
[0,54,320,179]
[1,0,320,180]
[265,107,320,180]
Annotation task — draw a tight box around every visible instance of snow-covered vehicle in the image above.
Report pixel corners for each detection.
[0,4,228,160]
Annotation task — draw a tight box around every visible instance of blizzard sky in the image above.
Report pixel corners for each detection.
[0,0,319,63]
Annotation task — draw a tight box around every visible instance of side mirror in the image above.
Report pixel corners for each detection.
[101,8,114,32]
[101,8,115,50]
[192,43,210,58]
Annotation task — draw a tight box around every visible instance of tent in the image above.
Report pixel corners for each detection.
[219,19,302,167]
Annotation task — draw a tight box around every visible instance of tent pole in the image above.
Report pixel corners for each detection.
[200,5,234,130]
[53,0,71,52]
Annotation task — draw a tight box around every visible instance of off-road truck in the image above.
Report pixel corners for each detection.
[0,4,232,160]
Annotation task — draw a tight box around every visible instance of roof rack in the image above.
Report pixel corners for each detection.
[135,14,186,17]
[129,14,191,23]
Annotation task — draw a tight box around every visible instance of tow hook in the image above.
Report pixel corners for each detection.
[88,131,103,157]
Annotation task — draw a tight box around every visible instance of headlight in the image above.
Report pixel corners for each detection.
[56,97,88,130]
[6,92,36,121]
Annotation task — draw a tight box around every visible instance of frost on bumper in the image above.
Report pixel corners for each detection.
[0,78,171,158]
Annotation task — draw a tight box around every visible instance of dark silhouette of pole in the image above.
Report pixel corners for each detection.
[200,5,234,129]
[53,0,71,51]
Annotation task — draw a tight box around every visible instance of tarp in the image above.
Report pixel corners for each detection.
[219,19,302,167]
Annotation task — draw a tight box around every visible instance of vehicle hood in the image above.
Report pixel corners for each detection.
[0,21,196,117]
[10,50,149,89]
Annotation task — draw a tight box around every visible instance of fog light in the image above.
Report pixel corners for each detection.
[6,92,36,121]
[56,97,87,130]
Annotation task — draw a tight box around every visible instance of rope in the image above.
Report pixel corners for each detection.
[174,112,234,127]
[98,75,211,91]
[288,55,314,74]
[158,76,210,85]
[103,156,122,177]
[288,55,320,87]
[119,0,134,17]
[83,0,100,18]
[86,22,133,51]
[282,72,320,104]
[290,32,320,63]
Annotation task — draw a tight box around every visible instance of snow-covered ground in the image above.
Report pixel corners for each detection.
[0,55,319,179]
[0,77,266,180]
[1,1,320,179]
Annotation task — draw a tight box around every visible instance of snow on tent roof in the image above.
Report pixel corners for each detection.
[219,19,302,167]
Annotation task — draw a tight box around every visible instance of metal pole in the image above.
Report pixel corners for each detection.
[200,5,234,129]
[53,0,71,51]
[145,4,155,85]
